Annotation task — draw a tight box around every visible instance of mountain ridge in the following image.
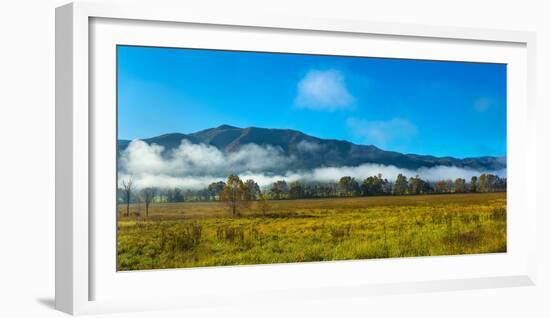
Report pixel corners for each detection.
[118,125,506,171]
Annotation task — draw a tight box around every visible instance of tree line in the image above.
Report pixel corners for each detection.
[118,173,506,217]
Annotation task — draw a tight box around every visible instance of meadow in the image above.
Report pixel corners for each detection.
[117,192,506,271]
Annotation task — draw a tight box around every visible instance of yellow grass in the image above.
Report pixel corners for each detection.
[117,193,506,270]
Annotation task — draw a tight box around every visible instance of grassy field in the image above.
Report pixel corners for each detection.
[117,192,506,271]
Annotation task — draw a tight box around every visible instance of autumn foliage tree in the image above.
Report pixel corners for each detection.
[434,180,449,193]
[454,178,466,193]
[220,174,251,217]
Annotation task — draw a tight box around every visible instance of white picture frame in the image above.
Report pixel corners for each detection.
[55,1,537,315]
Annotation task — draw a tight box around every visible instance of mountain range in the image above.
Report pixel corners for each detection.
[117,125,506,171]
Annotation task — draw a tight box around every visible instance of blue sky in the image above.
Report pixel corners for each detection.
[118,45,506,158]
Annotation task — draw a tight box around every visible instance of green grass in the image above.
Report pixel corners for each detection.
[117,192,506,271]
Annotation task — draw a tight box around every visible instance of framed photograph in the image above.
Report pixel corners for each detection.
[56,2,537,315]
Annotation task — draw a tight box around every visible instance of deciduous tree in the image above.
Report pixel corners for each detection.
[121,177,134,217]
[245,179,260,200]
[469,176,478,192]
[408,175,429,195]
[361,174,386,196]
[140,187,157,217]
[289,181,304,199]
[270,180,289,199]
[394,174,408,195]
[207,181,226,200]
[455,178,466,193]
[338,176,360,197]
[220,175,250,217]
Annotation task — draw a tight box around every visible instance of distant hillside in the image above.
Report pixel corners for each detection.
[118,125,506,171]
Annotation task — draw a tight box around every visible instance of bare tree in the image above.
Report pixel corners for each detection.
[121,178,134,217]
[141,187,156,217]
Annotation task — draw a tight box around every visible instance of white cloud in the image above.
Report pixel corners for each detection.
[119,139,505,190]
[296,140,322,153]
[305,164,505,184]
[294,69,354,111]
[347,117,418,147]
[119,139,294,189]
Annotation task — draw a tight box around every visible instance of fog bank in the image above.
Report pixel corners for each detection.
[118,140,506,189]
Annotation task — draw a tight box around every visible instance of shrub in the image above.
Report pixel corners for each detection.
[329,224,351,242]
[490,207,506,221]
[443,230,483,248]
[161,222,203,253]
[249,226,261,241]
[216,226,245,242]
